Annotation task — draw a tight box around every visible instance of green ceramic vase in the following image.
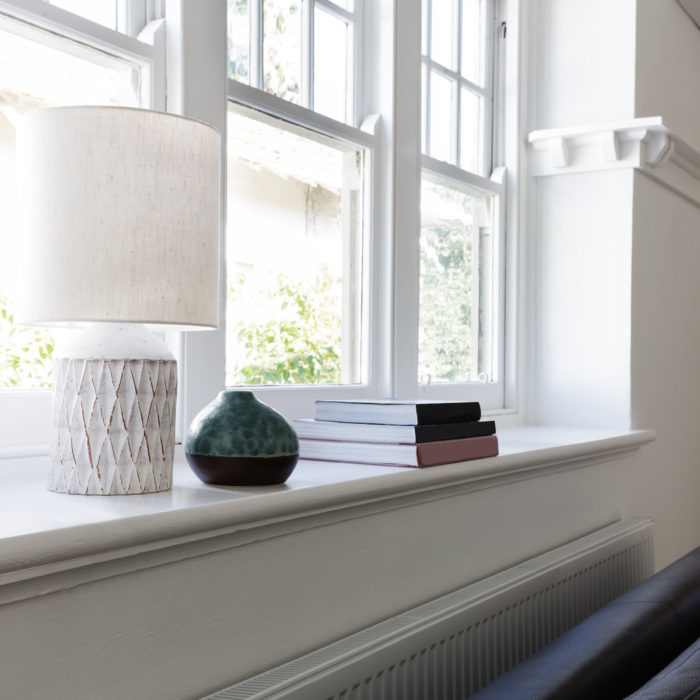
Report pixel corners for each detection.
[185,390,299,486]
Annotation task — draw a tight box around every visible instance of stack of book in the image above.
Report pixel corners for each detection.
[295,399,498,468]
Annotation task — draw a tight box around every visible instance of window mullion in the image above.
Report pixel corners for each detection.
[423,0,432,155]
[393,0,422,398]
[454,0,463,167]
[346,14,355,125]
[250,0,263,90]
[484,0,496,174]
[302,0,314,110]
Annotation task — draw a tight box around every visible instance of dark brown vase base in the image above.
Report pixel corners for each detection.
[185,452,299,486]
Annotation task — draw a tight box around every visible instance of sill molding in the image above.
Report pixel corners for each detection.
[529,117,700,208]
[0,427,654,606]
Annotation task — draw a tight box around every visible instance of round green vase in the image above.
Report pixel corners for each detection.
[185,390,299,486]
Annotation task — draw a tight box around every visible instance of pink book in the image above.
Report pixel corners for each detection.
[299,435,499,467]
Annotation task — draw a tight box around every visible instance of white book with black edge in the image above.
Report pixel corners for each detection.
[293,418,496,443]
[314,399,481,425]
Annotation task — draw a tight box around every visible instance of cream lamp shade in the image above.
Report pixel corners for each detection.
[15,106,221,496]
[16,106,220,328]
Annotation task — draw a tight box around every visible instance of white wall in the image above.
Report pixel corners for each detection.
[533,0,637,128]
[627,173,700,565]
[636,0,700,148]
[530,0,700,568]
[533,170,633,428]
[626,0,700,565]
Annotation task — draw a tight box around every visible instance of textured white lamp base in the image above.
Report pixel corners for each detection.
[48,326,177,495]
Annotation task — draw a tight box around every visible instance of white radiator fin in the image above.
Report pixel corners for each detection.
[204,518,654,700]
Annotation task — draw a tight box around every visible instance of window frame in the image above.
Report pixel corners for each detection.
[225,67,387,420]
[220,0,514,418]
[422,0,496,175]
[189,0,521,424]
[392,0,511,410]
[0,0,523,454]
[232,0,360,126]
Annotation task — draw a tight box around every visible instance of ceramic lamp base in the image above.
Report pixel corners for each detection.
[48,325,177,495]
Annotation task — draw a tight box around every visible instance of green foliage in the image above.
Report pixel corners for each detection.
[419,222,473,383]
[0,295,54,389]
[228,269,342,385]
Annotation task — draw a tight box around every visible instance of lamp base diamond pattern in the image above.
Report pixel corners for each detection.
[49,358,177,495]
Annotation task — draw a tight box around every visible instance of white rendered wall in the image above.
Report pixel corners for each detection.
[636,0,700,148]
[627,174,700,565]
[533,0,636,128]
[626,1,700,566]
[533,170,633,429]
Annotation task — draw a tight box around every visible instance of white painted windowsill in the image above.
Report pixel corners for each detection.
[0,426,654,606]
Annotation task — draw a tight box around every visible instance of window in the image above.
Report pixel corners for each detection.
[228,0,358,123]
[226,0,376,406]
[416,0,505,404]
[0,0,164,449]
[224,0,509,415]
[1,0,516,453]
[226,103,367,387]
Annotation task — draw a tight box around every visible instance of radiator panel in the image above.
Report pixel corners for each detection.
[204,517,654,700]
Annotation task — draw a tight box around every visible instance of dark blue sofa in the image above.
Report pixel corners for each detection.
[472,546,700,699]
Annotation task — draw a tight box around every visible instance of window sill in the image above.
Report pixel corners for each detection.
[0,426,654,605]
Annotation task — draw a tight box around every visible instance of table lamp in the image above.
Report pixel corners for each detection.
[15,106,221,495]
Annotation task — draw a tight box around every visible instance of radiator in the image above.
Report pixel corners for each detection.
[204,517,654,700]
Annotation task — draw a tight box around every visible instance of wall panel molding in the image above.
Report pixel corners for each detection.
[529,117,700,208]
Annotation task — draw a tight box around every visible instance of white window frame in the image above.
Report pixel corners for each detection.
[185,0,521,426]
[236,0,360,126]
[392,0,511,410]
[422,0,496,174]
[224,18,387,420]
[0,0,166,453]
[0,0,522,454]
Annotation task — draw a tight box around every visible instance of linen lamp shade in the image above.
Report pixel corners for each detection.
[16,106,220,328]
[15,106,221,495]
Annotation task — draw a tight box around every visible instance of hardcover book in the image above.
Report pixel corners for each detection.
[299,434,499,468]
[314,399,481,426]
[294,418,496,443]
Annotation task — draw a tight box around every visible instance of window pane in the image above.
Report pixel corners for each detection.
[430,0,456,70]
[460,88,484,174]
[47,0,117,30]
[314,8,348,123]
[429,71,455,164]
[263,0,302,104]
[418,176,495,384]
[226,104,365,386]
[0,16,141,390]
[228,0,250,83]
[461,0,485,86]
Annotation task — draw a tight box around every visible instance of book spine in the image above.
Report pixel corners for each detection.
[415,402,481,425]
[413,421,496,442]
[416,435,498,467]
